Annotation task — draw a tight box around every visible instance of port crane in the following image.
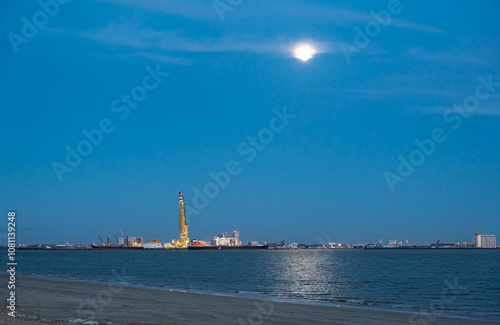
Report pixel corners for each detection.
[106,228,112,246]
[119,226,128,246]
[168,191,189,248]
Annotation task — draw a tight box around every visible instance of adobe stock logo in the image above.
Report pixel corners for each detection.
[384,74,499,192]
[7,0,70,54]
[51,65,168,182]
[184,107,296,218]
[212,0,243,21]
[340,0,406,63]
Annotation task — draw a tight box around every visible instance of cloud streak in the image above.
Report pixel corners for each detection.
[102,0,446,34]
[80,21,338,56]
[71,0,446,64]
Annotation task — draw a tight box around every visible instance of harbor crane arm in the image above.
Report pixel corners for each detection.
[168,191,190,248]
[106,228,112,246]
[119,225,129,246]
[177,191,189,247]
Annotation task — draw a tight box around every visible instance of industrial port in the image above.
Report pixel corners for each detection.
[10,191,499,251]
[89,191,269,250]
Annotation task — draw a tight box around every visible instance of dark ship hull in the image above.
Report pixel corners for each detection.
[187,245,269,251]
[91,245,144,250]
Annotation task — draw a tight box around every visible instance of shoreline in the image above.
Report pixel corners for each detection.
[1,275,499,325]
[9,273,497,322]
[9,273,492,320]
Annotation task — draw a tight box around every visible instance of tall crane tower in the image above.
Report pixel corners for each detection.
[169,191,190,248]
[177,191,189,247]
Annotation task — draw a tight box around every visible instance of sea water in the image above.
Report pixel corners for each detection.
[15,249,500,321]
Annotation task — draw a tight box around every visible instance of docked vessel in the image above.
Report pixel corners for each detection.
[91,244,144,250]
[187,234,269,250]
[187,244,269,250]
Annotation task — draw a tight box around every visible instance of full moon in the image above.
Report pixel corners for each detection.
[294,44,316,61]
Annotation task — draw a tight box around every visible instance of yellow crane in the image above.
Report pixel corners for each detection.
[168,191,189,248]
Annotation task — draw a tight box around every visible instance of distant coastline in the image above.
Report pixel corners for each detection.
[2,244,499,250]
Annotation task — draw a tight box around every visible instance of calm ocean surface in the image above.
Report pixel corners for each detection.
[16,249,500,321]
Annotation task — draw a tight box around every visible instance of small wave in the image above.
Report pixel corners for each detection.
[67,318,99,325]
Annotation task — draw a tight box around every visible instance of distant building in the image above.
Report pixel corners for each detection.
[232,231,241,246]
[460,242,475,248]
[474,232,496,248]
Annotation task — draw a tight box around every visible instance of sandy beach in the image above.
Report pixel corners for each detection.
[1,275,498,325]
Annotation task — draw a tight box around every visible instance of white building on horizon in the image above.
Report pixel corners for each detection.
[474,232,496,248]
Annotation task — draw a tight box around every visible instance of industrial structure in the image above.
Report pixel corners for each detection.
[474,232,497,248]
[188,230,268,250]
[143,240,162,249]
[86,196,500,251]
[90,191,267,250]
[167,191,190,248]
[91,226,144,250]
[211,231,241,246]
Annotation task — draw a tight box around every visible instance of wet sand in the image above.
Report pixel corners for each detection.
[0,275,498,325]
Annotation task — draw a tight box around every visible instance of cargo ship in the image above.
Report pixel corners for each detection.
[91,244,144,250]
[187,243,269,250]
[187,233,269,251]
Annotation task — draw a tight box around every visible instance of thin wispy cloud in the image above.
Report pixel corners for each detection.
[451,102,500,116]
[102,0,446,34]
[272,4,446,34]
[58,0,448,65]
[118,51,191,65]
[408,102,500,116]
[402,47,495,65]
[476,106,500,116]
[80,21,337,56]
[100,0,215,21]
[389,18,446,34]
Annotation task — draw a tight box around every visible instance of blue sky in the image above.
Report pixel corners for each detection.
[1,0,499,245]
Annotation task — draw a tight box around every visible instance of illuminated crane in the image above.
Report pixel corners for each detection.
[168,191,189,248]
[106,228,112,246]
